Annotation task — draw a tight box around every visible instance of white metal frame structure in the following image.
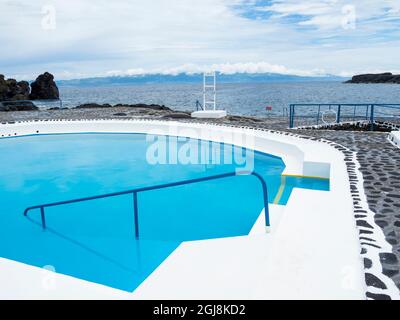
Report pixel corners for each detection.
[203,72,216,111]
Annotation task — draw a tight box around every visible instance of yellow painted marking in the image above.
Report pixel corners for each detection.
[273,175,286,204]
[282,174,329,181]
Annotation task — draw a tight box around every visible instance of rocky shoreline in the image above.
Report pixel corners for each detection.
[0,103,271,125]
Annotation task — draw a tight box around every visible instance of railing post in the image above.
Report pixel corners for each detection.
[316,105,321,125]
[40,207,46,230]
[336,104,341,123]
[133,192,139,240]
[289,105,294,128]
[262,184,270,233]
[370,104,375,131]
[249,172,270,233]
[292,105,295,128]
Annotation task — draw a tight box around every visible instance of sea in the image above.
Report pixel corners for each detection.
[52,81,400,117]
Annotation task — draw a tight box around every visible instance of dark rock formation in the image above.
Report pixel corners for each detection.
[0,100,38,111]
[29,72,59,100]
[114,103,171,111]
[15,81,30,100]
[227,115,264,123]
[75,103,171,111]
[0,75,5,99]
[162,112,191,119]
[48,107,68,111]
[346,73,400,84]
[75,103,112,109]
[0,75,30,101]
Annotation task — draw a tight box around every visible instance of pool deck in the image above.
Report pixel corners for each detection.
[1,108,400,300]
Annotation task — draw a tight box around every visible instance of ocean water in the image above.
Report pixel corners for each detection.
[56,81,400,117]
[0,133,328,291]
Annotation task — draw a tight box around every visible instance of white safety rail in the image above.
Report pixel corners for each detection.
[203,72,216,111]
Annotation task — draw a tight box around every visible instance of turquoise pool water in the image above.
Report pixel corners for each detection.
[0,133,329,291]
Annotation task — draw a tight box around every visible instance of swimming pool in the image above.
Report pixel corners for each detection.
[0,133,329,292]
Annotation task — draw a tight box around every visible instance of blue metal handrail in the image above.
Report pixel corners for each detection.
[24,171,270,237]
[289,103,400,130]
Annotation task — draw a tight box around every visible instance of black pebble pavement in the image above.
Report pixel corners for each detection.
[295,130,400,289]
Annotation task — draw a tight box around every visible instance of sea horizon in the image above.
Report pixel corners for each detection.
[53,80,400,117]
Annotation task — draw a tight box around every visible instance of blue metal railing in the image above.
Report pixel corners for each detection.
[24,171,270,237]
[289,104,400,130]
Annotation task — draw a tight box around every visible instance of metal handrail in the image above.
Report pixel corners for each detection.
[24,171,270,237]
[289,103,400,129]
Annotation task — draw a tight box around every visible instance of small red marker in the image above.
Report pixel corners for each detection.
[266,105,273,111]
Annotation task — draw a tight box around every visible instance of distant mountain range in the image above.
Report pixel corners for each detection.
[57,73,346,87]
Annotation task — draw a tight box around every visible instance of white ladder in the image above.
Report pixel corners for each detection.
[203,72,216,111]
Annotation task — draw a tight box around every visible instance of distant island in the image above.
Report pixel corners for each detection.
[57,73,344,87]
[346,73,400,84]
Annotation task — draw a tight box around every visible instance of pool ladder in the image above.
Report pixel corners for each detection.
[23,171,271,237]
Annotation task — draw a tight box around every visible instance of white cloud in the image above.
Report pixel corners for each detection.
[0,0,399,80]
[253,0,400,30]
[106,62,327,77]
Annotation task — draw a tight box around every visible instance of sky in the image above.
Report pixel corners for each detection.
[0,0,399,80]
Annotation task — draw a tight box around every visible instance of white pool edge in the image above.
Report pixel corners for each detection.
[0,119,397,300]
[388,131,400,149]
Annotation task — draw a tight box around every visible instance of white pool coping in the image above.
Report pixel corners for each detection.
[0,119,366,300]
[389,131,400,148]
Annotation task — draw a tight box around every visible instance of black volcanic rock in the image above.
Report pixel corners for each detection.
[17,81,30,98]
[346,73,400,84]
[0,75,7,101]
[75,103,171,111]
[0,75,30,101]
[0,100,38,111]
[162,112,191,119]
[75,103,112,109]
[114,103,171,111]
[30,72,60,100]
